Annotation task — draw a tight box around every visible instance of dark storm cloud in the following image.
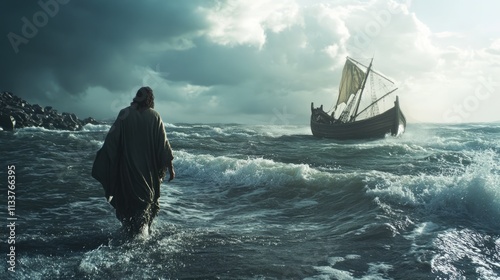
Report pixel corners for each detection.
[157,38,261,87]
[2,0,496,123]
[0,0,348,122]
[0,0,209,101]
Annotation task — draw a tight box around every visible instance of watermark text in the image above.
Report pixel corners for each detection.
[7,0,71,54]
[6,165,17,272]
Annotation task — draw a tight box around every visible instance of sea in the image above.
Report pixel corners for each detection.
[1,122,499,279]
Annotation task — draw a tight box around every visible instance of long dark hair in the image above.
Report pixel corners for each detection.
[131,86,155,109]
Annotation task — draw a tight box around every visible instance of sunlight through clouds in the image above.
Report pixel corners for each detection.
[202,0,300,48]
[1,0,498,123]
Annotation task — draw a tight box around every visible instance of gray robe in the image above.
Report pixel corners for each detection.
[92,106,173,221]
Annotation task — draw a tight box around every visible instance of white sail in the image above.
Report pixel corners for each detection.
[335,59,366,107]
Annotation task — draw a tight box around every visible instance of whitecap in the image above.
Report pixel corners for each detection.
[82,123,111,132]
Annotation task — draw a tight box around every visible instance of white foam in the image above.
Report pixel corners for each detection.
[17,126,63,133]
[407,222,440,240]
[308,255,390,280]
[366,262,394,278]
[13,124,110,133]
[248,124,311,138]
[78,246,133,275]
[365,149,500,229]
[174,150,331,188]
[81,123,111,132]
[164,123,190,129]
[169,131,190,138]
[308,265,354,280]
[293,199,318,209]
[431,229,500,279]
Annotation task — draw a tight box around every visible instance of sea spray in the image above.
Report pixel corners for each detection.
[1,123,499,279]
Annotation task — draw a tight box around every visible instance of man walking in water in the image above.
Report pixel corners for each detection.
[92,86,175,237]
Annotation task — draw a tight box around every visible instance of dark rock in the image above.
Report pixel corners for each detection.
[33,104,44,114]
[1,92,13,99]
[31,114,43,126]
[43,122,55,130]
[3,105,18,112]
[11,111,30,128]
[83,117,99,125]
[62,113,80,130]
[1,91,100,131]
[23,106,34,114]
[0,113,16,131]
[62,112,78,122]
[34,113,46,120]
[53,118,67,130]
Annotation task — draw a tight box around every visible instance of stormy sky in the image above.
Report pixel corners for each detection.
[1,0,499,124]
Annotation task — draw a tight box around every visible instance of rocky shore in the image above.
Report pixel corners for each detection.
[0,91,99,131]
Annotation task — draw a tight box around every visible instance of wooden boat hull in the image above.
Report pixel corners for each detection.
[311,97,406,140]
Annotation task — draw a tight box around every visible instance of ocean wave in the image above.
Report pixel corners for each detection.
[167,124,311,140]
[81,123,112,132]
[175,150,328,188]
[7,122,500,279]
[310,255,392,280]
[365,149,500,230]
[171,149,375,225]
[169,131,203,138]
[16,126,66,133]
[164,123,192,129]
[431,228,500,279]
[13,124,111,133]
[403,124,500,152]
[244,124,311,138]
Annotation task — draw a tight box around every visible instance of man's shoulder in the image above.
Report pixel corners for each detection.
[114,106,140,122]
[116,107,132,120]
[146,108,162,118]
[117,106,163,122]
[143,108,166,125]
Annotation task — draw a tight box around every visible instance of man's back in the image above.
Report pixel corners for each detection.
[92,87,174,237]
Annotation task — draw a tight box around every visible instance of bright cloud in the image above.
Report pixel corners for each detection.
[203,0,300,48]
[0,0,498,124]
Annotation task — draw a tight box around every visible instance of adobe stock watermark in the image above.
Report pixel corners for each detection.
[7,0,71,54]
[269,106,295,126]
[55,139,89,183]
[106,64,169,135]
[110,64,169,115]
[241,105,297,155]
[346,0,409,57]
[442,75,498,122]
[141,64,170,90]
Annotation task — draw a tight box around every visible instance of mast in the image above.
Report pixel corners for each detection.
[351,58,373,121]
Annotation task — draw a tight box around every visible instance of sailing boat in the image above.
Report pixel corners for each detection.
[310,57,406,140]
